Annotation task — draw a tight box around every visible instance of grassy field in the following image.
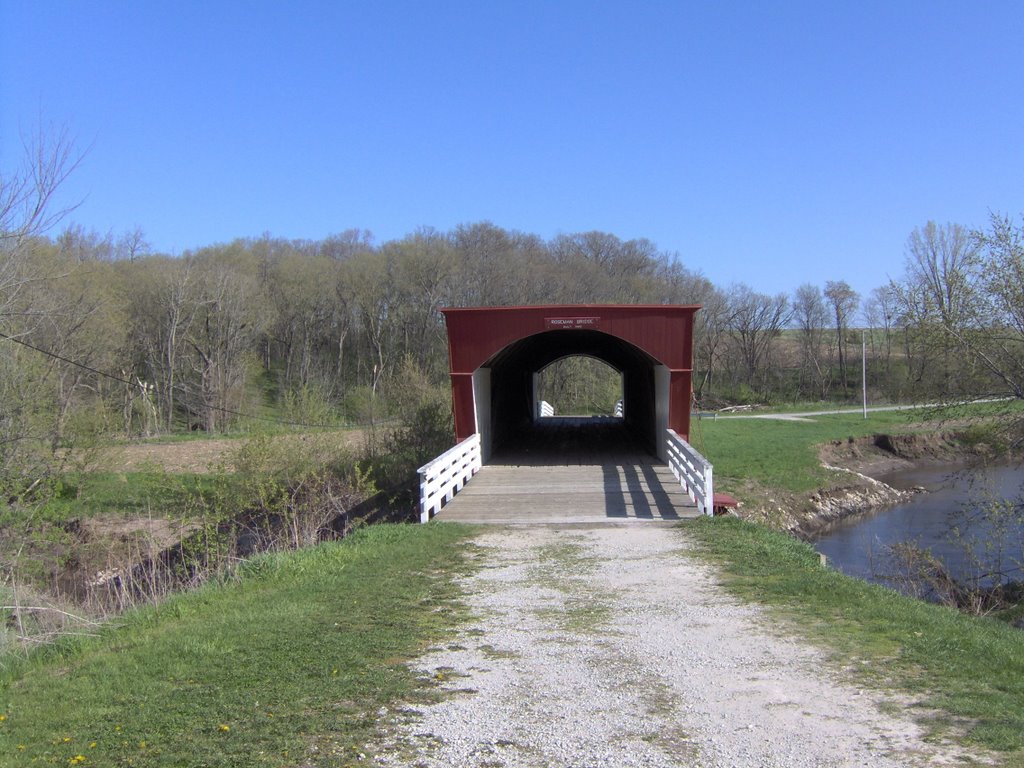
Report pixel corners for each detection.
[2,400,1021,765]
[690,410,916,492]
[687,516,1024,760]
[10,471,212,526]
[0,523,475,768]
[690,401,1021,493]
[4,516,1021,765]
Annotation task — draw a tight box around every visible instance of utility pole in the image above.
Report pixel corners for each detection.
[862,331,868,419]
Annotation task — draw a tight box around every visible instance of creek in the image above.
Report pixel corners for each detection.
[812,461,1024,591]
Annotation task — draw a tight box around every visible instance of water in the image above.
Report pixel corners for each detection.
[812,462,1024,590]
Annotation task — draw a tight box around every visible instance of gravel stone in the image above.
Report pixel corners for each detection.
[372,524,990,767]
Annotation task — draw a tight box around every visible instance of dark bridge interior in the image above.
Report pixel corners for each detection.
[482,329,660,461]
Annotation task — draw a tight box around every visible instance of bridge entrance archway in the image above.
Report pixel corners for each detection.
[441,305,699,463]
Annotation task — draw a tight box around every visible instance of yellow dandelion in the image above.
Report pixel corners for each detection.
[69,756,87,765]
[218,724,230,732]
[0,714,7,721]
[88,742,97,748]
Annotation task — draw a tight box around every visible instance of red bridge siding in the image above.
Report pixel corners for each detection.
[441,305,698,448]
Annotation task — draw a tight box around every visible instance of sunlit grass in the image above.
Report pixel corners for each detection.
[691,411,916,492]
[0,523,476,767]
[33,471,213,524]
[687,517,1024,758]
[690,402,1018,493]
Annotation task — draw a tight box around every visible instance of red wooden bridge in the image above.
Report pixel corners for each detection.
[418,305,715,524]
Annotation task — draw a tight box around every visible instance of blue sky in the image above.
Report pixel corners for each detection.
[2,1,1022,299]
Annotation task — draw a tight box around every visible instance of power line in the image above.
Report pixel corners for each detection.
[0,329,333,430]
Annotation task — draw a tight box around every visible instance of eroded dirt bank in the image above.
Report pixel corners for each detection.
[741,432,994,537]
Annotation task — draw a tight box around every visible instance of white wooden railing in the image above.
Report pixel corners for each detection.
[537,400,555,418]
[665,429,714,516]
[418,433,483,522]
[613,399,624,417]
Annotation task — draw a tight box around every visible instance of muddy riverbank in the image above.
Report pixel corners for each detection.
[739,432,1001,537]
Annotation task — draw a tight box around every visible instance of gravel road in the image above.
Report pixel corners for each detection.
[373,524,987,767]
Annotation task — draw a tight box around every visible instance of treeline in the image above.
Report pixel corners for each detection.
[3,211,1024,491]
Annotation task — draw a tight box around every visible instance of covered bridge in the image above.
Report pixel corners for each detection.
[442,304,699,463]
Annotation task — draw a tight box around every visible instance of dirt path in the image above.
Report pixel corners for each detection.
[374,524,987,767]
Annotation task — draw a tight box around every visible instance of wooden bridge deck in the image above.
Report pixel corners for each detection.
[434,418,700,525]
[434,462,699,524]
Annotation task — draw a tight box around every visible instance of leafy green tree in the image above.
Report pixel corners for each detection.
[0,125,89,496]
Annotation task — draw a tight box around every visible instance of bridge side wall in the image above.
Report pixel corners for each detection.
[472,367,493,463]
[443,305,698,448]
[654,364,670,462]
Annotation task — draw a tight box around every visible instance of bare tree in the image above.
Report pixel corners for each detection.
[972,214,1024,401]
[903,222,979,327]
[726,284,791,396]
[184,252,262,431]
[863,284,898,390]
[57,224,115,262]
[692,284,729,401]
[891,222,984,397]
[824,280,860,394]
[122,257,203,429]
[792,283,830,398]
[1,124,83,322]
[0,124,82,250]
[117,226,151,262]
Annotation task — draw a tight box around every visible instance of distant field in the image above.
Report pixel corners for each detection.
[108,427,367,474]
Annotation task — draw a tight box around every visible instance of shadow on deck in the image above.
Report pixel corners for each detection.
[437,417,698,524]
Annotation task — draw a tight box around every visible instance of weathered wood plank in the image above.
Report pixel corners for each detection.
[436,462,699,524]
[434,420,700,524]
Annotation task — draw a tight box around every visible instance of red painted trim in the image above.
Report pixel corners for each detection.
[441,304,699,443]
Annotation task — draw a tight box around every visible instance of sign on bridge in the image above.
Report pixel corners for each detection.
[544,316,602,330]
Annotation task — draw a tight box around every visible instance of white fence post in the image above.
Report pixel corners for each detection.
[417,433,483,523]
[664,429,715,516]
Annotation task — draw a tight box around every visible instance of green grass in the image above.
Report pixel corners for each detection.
[691,399,1024,493]
[690,411,919,491]
[687,517,1024,758]
[35,472,214,525]
[0,523,475,768]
